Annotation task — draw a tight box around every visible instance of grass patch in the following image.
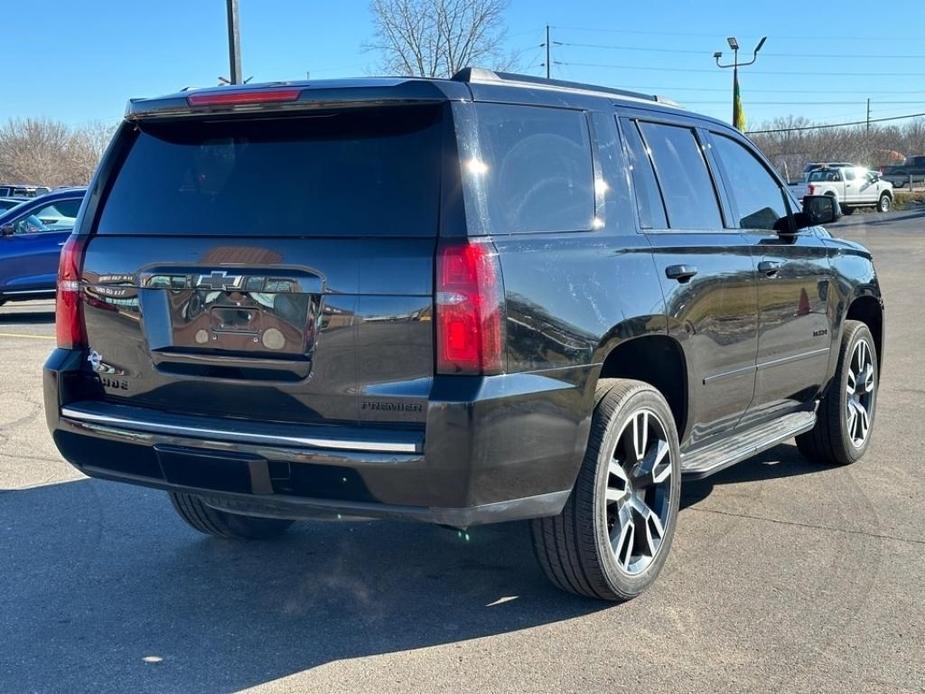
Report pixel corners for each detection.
[893,190,925,210]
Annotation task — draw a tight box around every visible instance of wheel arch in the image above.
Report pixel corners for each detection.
[594,334,689,441]
[846,294,884,372]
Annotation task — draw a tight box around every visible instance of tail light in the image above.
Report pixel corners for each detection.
[56,235,88,349]
[435,240,505,375]
[807,184,815,195]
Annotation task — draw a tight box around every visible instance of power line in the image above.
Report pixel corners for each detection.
[619,85,925,95]
[684,100,925,106]
[558,61,925,77]
[554,40,925,60]
[552,25,925,42]
[746,112,925,134]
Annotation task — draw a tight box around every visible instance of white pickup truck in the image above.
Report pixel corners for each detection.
[793,165,894,215]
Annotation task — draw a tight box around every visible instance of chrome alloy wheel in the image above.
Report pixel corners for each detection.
[846,338,876,447]
[604,409,674,575]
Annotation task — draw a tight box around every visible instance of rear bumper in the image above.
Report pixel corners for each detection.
[44,349,594,528]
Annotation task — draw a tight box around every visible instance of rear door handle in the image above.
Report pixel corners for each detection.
[665,264,698,283]
[758,260,783,277]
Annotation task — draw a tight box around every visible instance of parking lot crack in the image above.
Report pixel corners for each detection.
[687,506,925,547]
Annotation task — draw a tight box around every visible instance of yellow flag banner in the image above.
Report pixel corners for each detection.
[734,76,746,132]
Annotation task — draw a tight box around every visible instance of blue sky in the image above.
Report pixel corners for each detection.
[4,0,925,130]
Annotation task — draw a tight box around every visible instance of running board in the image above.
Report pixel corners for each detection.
[680,411,816,480]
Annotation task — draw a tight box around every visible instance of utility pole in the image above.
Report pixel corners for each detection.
[226,0,242,85]
[545,25,551,79]
[866,98,872,167]
[714,36,767,131]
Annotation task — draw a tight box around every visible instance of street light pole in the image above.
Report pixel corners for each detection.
[714,36,766,131]
[226,0,242,85]
[732,49,739,127]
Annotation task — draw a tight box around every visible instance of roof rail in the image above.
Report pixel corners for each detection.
[451,67,678,106]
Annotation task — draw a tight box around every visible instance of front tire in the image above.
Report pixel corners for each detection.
[169,492,294,539]
[531,379,681,601]
[796,321,878,465]
[877,193,891,213]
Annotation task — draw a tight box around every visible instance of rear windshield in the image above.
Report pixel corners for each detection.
[97,106,445,237]
[807,169,841,182]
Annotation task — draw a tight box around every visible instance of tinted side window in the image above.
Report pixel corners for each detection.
[711,133,788,231]
[470,104,594,233]
[51,198,82,217]
[590,112,636,234]
[639,122,723,230]
[621,120,667,229]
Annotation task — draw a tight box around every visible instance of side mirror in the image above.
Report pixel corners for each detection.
[794,195,840,230]
[0,224,14,237]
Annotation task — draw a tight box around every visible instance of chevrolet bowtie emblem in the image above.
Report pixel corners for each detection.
[198,270,243,291]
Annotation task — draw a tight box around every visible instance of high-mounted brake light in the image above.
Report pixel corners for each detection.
[186,88,302,107]
[435,241,505,375]
[56,235,88,349]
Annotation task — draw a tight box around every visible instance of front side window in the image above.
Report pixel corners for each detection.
[711,133,788,231]
[32,199,81,231]
[467,104,595,233]
[638,122,723,230]
[45,198,82,218]
[11,214,50,235]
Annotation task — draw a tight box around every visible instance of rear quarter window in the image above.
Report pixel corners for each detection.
[465,104,595,234]
[96,106,445,237]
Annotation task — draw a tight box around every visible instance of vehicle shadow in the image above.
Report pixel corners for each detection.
[0,309,55,324]
[681,442,820,510]
[1,478,600,692]
[2,442,823,692]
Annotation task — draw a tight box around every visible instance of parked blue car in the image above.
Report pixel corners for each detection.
[0,187,86,305]
[0,197,27,213]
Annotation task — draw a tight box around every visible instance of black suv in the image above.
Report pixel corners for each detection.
[44,69,883,601]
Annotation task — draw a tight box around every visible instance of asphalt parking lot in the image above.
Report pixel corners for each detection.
[1,209,923,693]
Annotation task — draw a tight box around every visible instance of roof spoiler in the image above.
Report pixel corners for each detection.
[124,78,459,120]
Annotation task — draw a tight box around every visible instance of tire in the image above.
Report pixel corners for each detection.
[877,193,891,213]
[531,379,681,601]
[841,206,855,215]
[796,321,878,465]
[168,491,294,539]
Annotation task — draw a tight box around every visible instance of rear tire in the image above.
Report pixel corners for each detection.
[169,492,294,539]
[877,193,891,213]
[840,205,854,215]
[796,321,878,465]
[531,379,681,601]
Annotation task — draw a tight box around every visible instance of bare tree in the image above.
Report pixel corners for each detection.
[750,116,925,181]
[368,0,513,78]
[0,118,115,187]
